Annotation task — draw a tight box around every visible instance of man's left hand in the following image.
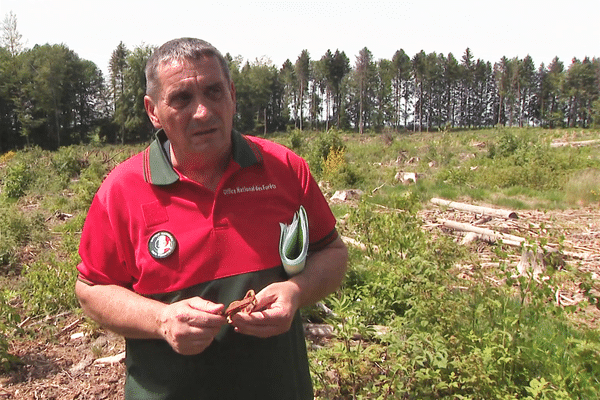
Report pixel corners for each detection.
[229,281,300,338]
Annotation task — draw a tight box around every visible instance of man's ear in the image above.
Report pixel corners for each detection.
[144,95,162,129]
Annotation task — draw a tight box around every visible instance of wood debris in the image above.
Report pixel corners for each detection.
[94,352,126,365]
[422,198,600,309]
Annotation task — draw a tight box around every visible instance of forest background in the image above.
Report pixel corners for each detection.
[1,11,600,153]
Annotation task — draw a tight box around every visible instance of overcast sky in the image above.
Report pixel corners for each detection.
[2,0,599,75]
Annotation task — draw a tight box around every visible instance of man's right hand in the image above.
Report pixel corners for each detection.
[158,298,226,355]
[75,281,227,356]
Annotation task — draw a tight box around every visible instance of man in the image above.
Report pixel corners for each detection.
[75,38,348,399]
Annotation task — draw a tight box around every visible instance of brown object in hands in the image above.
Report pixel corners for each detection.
[224,290,257,323]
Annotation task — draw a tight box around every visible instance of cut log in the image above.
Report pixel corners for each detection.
[331,189,364,202]
[431,198,518,219]
[550,139,600,148]
[303,323,389,340]
[440,219,525,245]
[441,219,577,262]
[304,323,335,339]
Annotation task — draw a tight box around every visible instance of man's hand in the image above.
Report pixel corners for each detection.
[158,298,226,355]
[76,281,228,355]
[229,236,348,338]
[228,281,300,338]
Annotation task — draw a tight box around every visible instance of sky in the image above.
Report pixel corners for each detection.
[2,0,599,76]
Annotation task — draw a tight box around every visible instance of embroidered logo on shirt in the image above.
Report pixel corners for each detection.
[222,183,277,196]
[148,231,177,259]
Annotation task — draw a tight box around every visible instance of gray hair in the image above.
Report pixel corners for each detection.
[145,38,231,99]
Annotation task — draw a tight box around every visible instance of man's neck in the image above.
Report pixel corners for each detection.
[170,144,231,191]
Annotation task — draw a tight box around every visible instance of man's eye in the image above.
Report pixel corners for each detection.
[169,93,192,107]
[207,85,224,100]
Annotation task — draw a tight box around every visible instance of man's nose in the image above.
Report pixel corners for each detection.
[193,101,210,119]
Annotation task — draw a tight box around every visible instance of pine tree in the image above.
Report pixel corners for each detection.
[392,49,412,129]
[1,11,24,57]
[355,47,374,134]
[329,50,350,128]
[295,50,310,130]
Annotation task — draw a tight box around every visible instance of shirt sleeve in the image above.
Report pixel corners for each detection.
[77,193,135,288]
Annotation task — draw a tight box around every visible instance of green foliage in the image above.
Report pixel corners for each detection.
[21,257,79,315]
[306,129,346,177]
[416,128,600,207]
[1,160,32,198]
[0,144,109,321]
[70,159,108,211]
[0,127,598,392]
[312,194,600,399]
[0,290,21,371]
[321,145,362,188]
[51,145,84,186]
[0,202,42,267]
[564,168,600,206]
[289,129,304,150]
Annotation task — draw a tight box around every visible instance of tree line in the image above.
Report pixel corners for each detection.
[1,12,599,152]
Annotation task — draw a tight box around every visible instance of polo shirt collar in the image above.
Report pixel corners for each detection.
[144,129,261,186]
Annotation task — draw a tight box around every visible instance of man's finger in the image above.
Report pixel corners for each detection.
[187,297,226,315]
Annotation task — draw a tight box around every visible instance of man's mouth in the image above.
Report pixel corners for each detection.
[193,128,217,136]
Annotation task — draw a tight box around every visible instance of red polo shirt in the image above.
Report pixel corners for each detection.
[77,129,337,296]
[78,130,335,399]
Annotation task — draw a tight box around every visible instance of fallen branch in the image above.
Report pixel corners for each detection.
[341,235,368,251]
[94,351,126,365]
[431,198,518,219]
[442,219,595,260]
[303,323,389,340]
[550,139,600,148]
[59,318,81,335]
[440,219,525,245]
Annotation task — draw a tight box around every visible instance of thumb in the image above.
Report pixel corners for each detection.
[187,297,226,315]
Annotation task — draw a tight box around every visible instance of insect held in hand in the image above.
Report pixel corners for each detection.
[224,290,257,323]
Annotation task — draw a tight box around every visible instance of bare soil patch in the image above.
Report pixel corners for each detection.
[1,314,125,399]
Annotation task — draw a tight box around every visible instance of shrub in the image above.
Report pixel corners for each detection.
[306,130,345,177]
[71,160,108,211]
[321,146,362,188]
[0,291,21,371]
[21,258,79,315]
[289,129,304,150]
[51,146,85,187]
[1,161,32,199]
[0,203,37,268]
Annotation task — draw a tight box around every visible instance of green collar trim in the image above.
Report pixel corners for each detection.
[144,129,262,186]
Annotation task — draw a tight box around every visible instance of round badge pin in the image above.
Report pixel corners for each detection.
[148,231,177,259]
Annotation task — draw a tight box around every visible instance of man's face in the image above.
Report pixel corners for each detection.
[145,55,236,165]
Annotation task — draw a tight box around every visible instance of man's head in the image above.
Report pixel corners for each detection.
[145,38,231,101]
[144,38,236,174]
